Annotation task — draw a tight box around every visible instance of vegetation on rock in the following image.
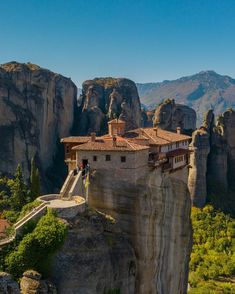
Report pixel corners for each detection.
[4,210,67,279]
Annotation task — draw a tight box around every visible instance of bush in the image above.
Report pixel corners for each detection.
[5,210,67,279]
[2,210,19,224]
[17,200,41,221]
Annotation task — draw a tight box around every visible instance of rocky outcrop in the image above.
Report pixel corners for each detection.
[87,167,192,294]
[0,272,20,293]
[0,62,77,187]
[141,109,154,127]
[20,270,57,294]
[188,128,210,207]
[153,99,196,134]
[78,78,142,134]
[189,108,235,207]
[51,210,136,294]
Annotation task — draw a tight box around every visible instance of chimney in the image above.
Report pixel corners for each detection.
[176,127,181,134]
[91,132,96,142]
[154,127,158,136]
[112,135,117,147]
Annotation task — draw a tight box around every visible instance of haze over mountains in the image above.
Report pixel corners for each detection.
[137,71,235,124]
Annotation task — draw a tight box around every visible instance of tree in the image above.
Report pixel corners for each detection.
[30,157,40,200]
[9,164,28,211]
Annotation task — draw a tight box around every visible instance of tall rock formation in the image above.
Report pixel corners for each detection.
[189,108,235,207]
[188,128,210,207]
[51,210,136,294]
[78,78,142,135]
[86,168,192,294]
[0,62,77,186]
[153,99,196,134]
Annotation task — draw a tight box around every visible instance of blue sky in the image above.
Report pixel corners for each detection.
[1,0,235,86]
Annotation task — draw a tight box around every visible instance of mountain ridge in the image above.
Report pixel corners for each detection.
[137,71,235,124]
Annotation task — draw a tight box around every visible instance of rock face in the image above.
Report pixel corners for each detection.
[87,168,192,294]
[78,78,142,134]
[153,99,196,134]
[0,272,20,293]
[188,128,210,207]
[0,62,77,186]
[51,211,136,294]
[189,108,235,207]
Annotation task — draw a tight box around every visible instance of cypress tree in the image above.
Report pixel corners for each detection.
[30,157,40,200]
[10,164,27,211]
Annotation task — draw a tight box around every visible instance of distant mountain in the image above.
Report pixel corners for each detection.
[137,71,235,124]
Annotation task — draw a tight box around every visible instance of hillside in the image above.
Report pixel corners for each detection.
[137,71,235,124]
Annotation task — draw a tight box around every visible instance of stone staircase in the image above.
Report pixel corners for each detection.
[0,202,48,247]
[60,170,83,199]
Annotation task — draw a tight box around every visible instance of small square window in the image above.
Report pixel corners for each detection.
[106,155,111,161]
[66,145,70,153]
[121,156,126,163]
[93,156,97,161]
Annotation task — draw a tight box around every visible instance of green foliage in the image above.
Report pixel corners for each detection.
[2,210,19,224]
[103,289,120,294]
[5,210,67,279]
[8,165,28,211]
[188,280,235,293]
[189,205,235,292]
[17,200,41,221]
[29,157,40,200]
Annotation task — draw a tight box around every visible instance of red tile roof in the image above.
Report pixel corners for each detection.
[60,136,90,143]
[72,136,149,152]
[124,128,191,146]
[0,219,10,235]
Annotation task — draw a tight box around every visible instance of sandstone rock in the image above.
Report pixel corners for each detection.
[51,211,136,294]
[87,167,192,294]
[141,109,154,127]
[0,62,77,189]
[20,270,57,294]
[153,99,196,134]
[189,108,235,207]
[78,78,142,135]
[188,128,210,207]
[0,272,20,293]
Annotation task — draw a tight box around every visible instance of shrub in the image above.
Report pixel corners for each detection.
[5,210,67,279]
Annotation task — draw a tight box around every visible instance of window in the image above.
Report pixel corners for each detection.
[106,155,111,161]
[66,145,70,153]
[176,142,179,148]
[121,156,126,163]
[93,155,97,161]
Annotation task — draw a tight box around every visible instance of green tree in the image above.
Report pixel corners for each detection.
[29,157,40,200]
[9,164,28,211]
[5,210,67,278]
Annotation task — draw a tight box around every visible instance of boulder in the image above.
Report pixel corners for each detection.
[0,272,20,294]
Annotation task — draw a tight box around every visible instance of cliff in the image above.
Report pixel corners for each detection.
[85,168,192,294]
[0,62,77,188]
[189,108,235,207]
[153,99,196,134]
[51,210,136,294]
[78,78,142,134]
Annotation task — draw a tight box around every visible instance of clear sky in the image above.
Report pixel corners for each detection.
[1,0,235,86]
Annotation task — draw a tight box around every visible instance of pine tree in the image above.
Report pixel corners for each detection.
[9,164,27,211]
[30,157,40,200]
